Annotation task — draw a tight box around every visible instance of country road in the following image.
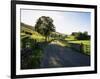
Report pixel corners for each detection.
[40,43,90,68]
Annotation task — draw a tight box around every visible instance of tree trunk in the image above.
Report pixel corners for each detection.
[45,36,48,42]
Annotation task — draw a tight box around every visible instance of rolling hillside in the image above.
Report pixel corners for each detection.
[20,22,45,40]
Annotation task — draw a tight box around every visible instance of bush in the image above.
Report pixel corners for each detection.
[21,37,44,69]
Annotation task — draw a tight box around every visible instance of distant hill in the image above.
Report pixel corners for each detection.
[20,22,44,40]
[21,22,35,34]
[21,22,35,31]
[51,32,67,36]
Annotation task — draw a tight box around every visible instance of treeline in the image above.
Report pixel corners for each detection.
[71,31,90,40]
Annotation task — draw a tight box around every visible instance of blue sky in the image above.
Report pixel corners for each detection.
[21,9,91,35]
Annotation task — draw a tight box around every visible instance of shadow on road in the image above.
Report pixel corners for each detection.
[40,43,90,68]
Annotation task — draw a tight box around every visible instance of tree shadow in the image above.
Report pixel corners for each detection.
[40,43,90,68]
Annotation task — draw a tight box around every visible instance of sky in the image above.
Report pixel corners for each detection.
[21,9,91,35]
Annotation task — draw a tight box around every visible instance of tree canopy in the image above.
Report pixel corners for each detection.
[35,16,55,41]
[71,31,90,40]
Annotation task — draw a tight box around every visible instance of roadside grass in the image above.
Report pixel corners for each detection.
[55,40,67,47]
[31,32,45,42]
[52,40,69,47]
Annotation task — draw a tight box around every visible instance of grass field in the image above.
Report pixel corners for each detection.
[68,40,90,45]
[65,35,76,41]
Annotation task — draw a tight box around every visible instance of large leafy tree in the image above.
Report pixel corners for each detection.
[35,16,55,42]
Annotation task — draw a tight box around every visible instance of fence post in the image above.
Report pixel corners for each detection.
[86,45,89,53]
[80,42,83,53]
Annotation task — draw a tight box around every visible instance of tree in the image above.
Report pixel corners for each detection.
[83,31,88,36]
[71,31,90,40]
[35,16,55,42]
